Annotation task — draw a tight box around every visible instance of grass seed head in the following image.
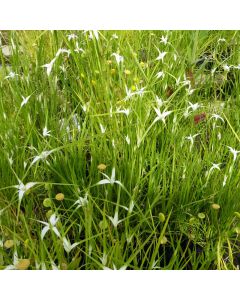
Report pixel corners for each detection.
[43,198,52,207]
[198,213,206,219]
[160,236,168,245]
[16,259,31,270]
[97,164,107,172]
[4,240,14,249]
[55,193,64,201]
[159,212,166,223]
[211,203,220,210]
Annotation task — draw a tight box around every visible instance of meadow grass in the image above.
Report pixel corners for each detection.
[1,30,240,269]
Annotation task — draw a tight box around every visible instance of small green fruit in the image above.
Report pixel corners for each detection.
[198,213,205,219]
[159,213,166,223]
[43,198,52,208]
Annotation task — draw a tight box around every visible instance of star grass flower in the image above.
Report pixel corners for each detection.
[42,57,56,76]
[210,163,221,172]
[185,133,200,151]
[5,71,18,79]
[116,108,130,116]
[108,211,123,228]
[20,95,31,107]
[156,71,165,79]
[156,49,167,62]
[125,135,130,145]
[67,33,78,41]
[5,251,19,270]
[38,213,61,240]
[14,180,38,201]
[74,193,88,208]
[56,48,71,57]
[227,146,240,161]
[111,33,118,39]
[223,64,230,72]
[31,150,53,166]
[74,42,85,53]
[96,167,123,187]
[218,38,226,43]
[62,237,80,253]
[89,30,99,40]
[155,96,167,107]
[99,123,106,134]
[153,107,172,124]
[210,114,224,122]
[43,126,51,137]
[111,53,124,65]
[160,35,168,45]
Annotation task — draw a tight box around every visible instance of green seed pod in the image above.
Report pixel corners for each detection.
[211,203,220,210]
[99,219,108,230]
[189,217,196,224]
[55,193,64,201]
[198,213,205,219]
[159,213,166,223]
[160,236,168,245]
[43,198,52,208]
[46,210,53,219]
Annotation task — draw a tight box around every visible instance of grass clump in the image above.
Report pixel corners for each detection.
[1,30,240,269]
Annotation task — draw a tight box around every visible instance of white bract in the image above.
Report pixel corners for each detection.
[67,33,77,41]
[153,107,172,124]
[42,58,56,76]
[155,96,167,107]
[43,126,51,137]
[62,237,80,253]
[74,193,88,208]
[38,214,61,240]
[111,53,124,65]
[4,251,19,270]
[31,150,53,166]
[21,95,31,107]
[96,167,123,187]
[156,50,167,62]
[185,134,199,151]
[125,135,130,145]
[184,101,201,117]
[99,123,106,134]
[5,71,18,79]
[160,35,168,45]
[156,71,165,79]
[88,30,99,40]
[56,48,71,57]
[14,180,38,201]
[108,211,123,228]
[116,108,130,116]
[209,163,221,172]
[210,114,224,122]
[227,146,240,161]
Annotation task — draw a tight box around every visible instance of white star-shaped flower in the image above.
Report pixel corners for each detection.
[42,126,51,137]
[112,53,124,65]
[31,150,53,166]
[227,146,240,161]
[153,107,172,124]
[21,95,31,107]
[14,180,38,201]
[42,58,56,76]
[156,50,167,61]
[96,168,123,188]
[38,214,61,240]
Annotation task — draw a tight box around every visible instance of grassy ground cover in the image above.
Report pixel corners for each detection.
[1,30,240,269]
